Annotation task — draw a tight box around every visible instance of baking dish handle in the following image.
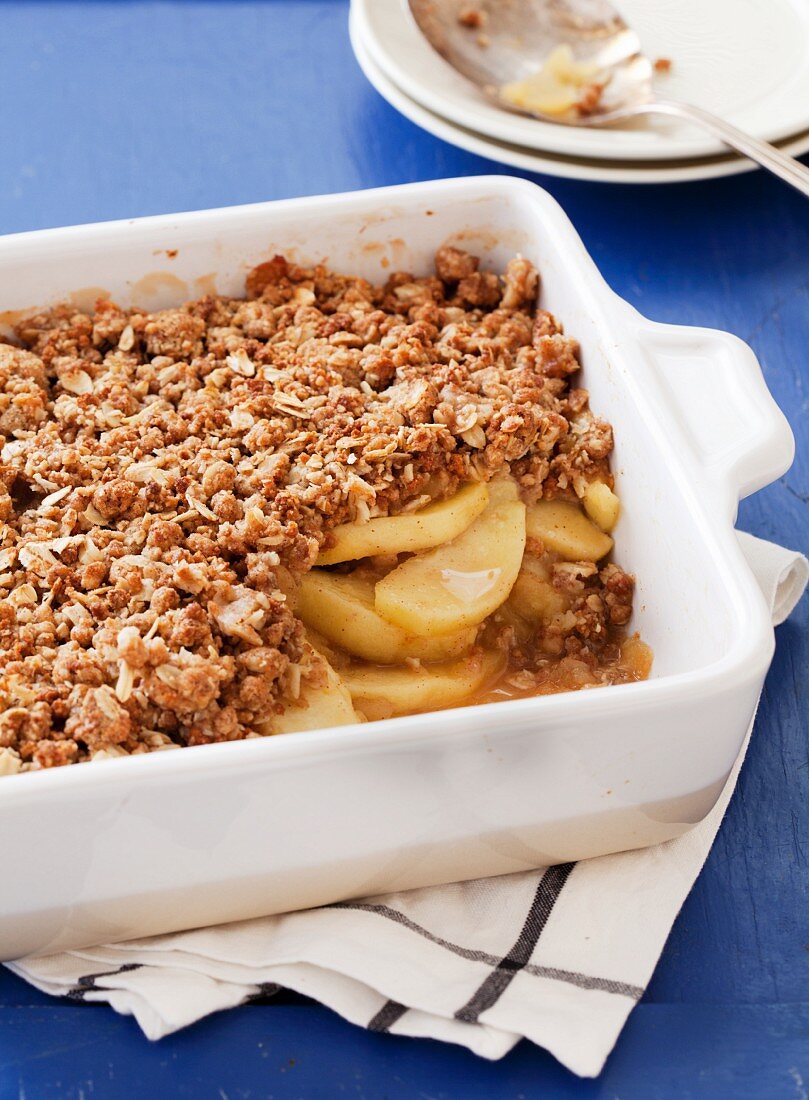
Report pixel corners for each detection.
[635,321,795,505]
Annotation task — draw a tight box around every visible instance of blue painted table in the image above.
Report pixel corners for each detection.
[0,2,807,1096]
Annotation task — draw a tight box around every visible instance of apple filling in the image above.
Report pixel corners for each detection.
[293,478,650,726]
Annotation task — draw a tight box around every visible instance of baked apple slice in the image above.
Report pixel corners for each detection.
[507,553,570,623]
[344,649,506,721]
[525,500,613,561]
[581,481,620,533]
[317,482,489,565]
[374,481,526,636]
[298,568,478,664]
[263,646,359,734]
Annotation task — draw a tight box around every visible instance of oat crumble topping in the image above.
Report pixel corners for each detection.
[0,247,641,773]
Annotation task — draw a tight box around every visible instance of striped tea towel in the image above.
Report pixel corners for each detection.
[8,532,807,1078]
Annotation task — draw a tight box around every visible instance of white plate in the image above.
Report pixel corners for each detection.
[351,11,809,185]
[354,0,809,162]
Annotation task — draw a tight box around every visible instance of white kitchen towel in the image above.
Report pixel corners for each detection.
[8,532,807,1078]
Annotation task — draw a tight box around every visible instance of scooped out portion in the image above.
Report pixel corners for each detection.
[299,476,649,723]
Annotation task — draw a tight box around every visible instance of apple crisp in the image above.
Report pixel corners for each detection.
[0,247,649,773]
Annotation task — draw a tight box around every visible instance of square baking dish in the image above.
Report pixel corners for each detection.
[0,177,793,959]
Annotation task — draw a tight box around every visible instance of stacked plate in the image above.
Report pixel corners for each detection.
[350,0,809,184]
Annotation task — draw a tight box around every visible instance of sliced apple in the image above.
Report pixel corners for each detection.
[485,475,523,506]
[582,480,620,533]
[374,491,526,636]
[298,568,478,664]
[508,554,570,624]
[317,482,489,565]
[301,626,344,667]
[344,649,506,722]
[525,499,612,561]
[258,646,359,735]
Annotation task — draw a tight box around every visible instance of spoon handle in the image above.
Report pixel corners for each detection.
[628,100,809,198]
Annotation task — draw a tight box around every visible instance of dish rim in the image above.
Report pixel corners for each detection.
[0,174,793,797]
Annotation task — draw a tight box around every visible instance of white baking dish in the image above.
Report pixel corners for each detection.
[0,177,793,959]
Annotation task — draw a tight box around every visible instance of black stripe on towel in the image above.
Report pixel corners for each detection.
[327,898,641,999]
[368,999,409,1032]
[66,963,143,1002]
[455,862,575,1023]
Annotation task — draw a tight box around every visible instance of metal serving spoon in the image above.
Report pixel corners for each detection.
[409,0,809,197]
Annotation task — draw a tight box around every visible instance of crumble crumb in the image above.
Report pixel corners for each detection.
[458,6,487,29]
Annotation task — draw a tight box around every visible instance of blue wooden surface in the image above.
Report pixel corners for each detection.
[1,1,807,1095]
